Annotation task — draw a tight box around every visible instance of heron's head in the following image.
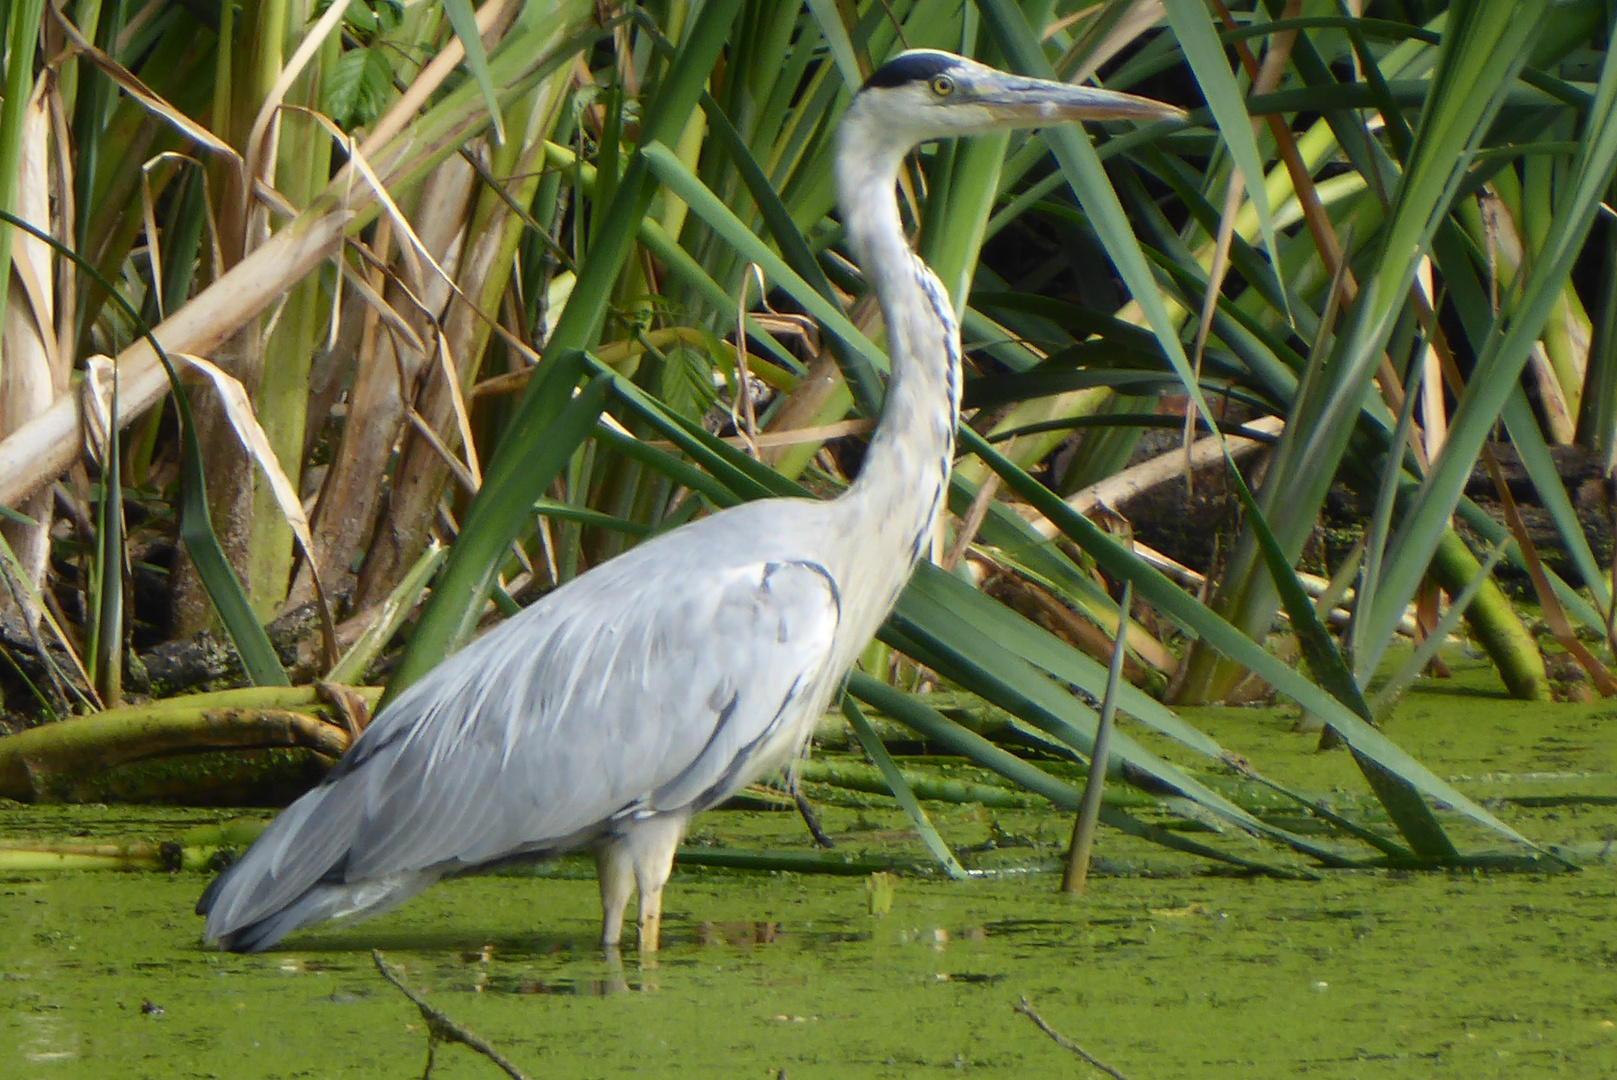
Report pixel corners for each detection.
[843,49,1184,148]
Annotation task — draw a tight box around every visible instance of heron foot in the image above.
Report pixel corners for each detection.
[638,885,663,956]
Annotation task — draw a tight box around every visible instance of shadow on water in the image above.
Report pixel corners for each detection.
[277,914,875,959]
[280,927,582,958]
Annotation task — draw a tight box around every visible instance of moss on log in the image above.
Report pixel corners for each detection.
[0,686,381,802]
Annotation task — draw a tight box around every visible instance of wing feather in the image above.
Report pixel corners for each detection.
[207,520,843,943]
[352,555,837,873]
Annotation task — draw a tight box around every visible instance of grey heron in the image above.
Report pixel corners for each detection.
[197,50,1181,954]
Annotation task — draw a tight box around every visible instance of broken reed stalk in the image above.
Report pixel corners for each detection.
[372,950,533,1080]
[1062,580,1132,894]
[0,212,351,512]
[0,840,211,872]
[1014,996,1136,1080]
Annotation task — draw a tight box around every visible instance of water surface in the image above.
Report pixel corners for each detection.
[4,666,1616,1078]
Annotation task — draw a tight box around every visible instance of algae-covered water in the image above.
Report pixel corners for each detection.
[7,858,1617,1078]
[4,665,1617,1078]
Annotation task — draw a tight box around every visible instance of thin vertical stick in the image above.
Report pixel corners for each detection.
[1061,579,1131,894]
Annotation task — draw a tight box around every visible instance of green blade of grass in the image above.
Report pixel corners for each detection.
[528,0,744,376]
[888,574,1343,862]
[383,360,612,703]
[803,0,862,91]
[978,0,1214,432]
[1364,34,1617,659]
[1159,0,1281,295]
[843,697,969,879]
[849,672,1323,877]
[440,0,506,144]
[1224,455,1459,861]
[959,426,1558,863]
[326,545,446,687]
[641,140,889,407]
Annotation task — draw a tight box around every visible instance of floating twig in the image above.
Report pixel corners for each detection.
[1014,996,1136,1080]
[372,950,531,1080]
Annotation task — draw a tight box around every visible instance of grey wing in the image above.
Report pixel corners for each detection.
[343,556,841,869]
[205,555,839,930]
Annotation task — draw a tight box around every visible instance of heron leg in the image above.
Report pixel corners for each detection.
[791,774,835,848]
[594,842,635,949]
[595,812,689,954]
[630,814,686,954]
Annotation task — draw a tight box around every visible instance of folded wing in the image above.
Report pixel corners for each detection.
[199,545,840,944]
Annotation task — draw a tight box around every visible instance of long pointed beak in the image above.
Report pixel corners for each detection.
[977,74,1186,125]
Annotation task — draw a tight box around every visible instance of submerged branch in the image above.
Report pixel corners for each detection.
[373,950,533,1080]
[1014,996,1136,1080]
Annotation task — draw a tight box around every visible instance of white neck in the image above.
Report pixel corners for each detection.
[827,108,963,628]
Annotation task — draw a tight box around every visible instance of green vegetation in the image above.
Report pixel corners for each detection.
[1,2,1616,882]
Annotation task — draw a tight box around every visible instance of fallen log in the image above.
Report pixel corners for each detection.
[0,686,378,801]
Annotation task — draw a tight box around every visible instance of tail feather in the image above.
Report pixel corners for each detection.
[198,779,438,952]
[209,872,438,952]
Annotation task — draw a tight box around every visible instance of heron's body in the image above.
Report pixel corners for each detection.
[199,50,1178,953]
[198,483,941,951]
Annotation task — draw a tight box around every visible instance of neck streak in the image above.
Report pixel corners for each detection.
[830,111,963,617]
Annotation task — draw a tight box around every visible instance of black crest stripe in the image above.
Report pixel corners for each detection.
[861,51,956,91]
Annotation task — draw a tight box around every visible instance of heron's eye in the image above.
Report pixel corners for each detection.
[930,74,955,97]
